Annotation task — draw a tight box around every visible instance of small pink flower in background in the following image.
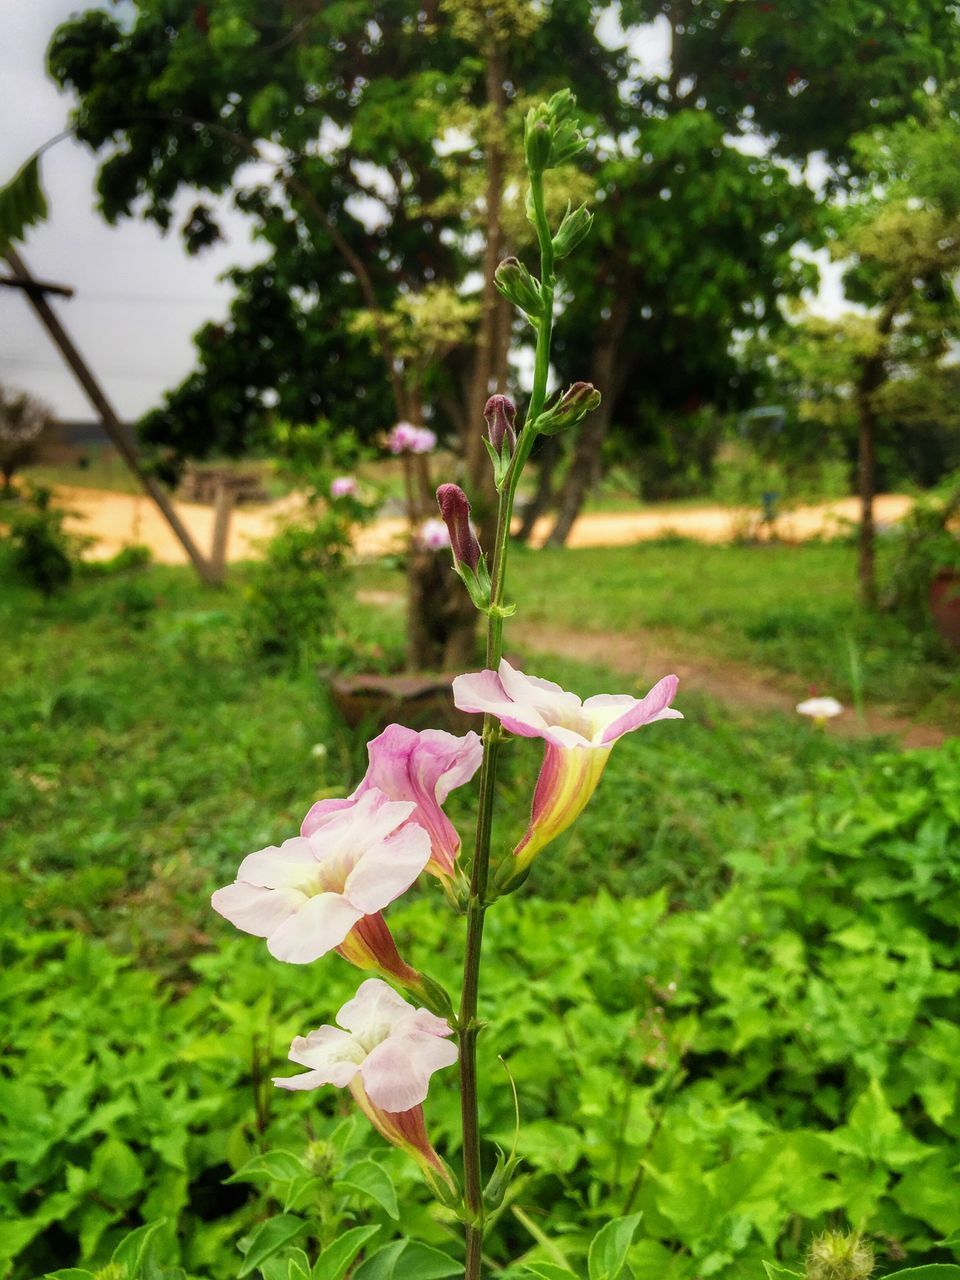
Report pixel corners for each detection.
[387,421,419,454]
[330,475,358,499]
[419,518,452,552]
[275,978,457,1188]
[388,422,437,455]
[211,789,429,979]
[303,724,482,880]
[453,660,682,873]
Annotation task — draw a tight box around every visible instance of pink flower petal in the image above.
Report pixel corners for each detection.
[344,824,431,915]
[236,837,317,888]
[272,1068,334,1092]
[598,675,682,744]
[336,978,416,1037]
[266,892,363,964]
[300,796,354,838]
[211,882,305,937]
[452,669,548,738]
[360,1031,457,1111]
[287,1025,362,1084]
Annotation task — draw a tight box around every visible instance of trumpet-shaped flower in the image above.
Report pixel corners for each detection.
[302,724,482,880]
[453,660,682,875]
[211,789,429,977]
[274,979,457,1188]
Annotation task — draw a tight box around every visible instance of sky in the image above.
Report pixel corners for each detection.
[0,2,845,422]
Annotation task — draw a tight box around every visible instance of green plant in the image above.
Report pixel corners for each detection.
[883,472,960,624]
[1,484,84,595]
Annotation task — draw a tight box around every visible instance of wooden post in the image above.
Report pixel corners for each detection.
[3,247,217,585]
[209,479,234,584]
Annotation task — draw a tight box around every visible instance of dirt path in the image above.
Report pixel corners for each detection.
[510,622,948,750]
[50,484,914,562]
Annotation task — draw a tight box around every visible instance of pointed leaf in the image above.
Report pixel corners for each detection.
[520,1265,578,1279]
[111,1217,167,1269]
[237,1215,307,1277]
[0,154,48,252]
[333,1159,399,1220]
[227,1150,308,1184]
[588,1213,642,1280]
[312,1225,381,1280]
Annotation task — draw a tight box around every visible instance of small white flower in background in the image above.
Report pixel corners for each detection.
[330,476,358,499]
[796,696,844,720]
[311,743,328,761]
[419,518,452,552]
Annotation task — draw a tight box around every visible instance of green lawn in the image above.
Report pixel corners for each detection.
[360,539,959,723]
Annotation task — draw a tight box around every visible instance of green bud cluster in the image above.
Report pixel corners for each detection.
[523,88,587,174]
[805,1232,875,1280]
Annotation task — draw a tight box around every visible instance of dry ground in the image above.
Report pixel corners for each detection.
[49,484,913,562]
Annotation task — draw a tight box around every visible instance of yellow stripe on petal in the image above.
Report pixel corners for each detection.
[513,743,611,872]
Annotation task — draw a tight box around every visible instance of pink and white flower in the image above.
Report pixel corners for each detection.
[453,660,682,875]
[419,518,452,552]
[274,979,457,1188]
[388,422,437,455]
[302,724,482,880]
[211,789,429,979]
[330,475,358,499]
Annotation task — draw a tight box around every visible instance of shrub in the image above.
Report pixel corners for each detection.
[1,484,83,595]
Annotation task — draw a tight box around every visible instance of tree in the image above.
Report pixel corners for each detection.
[539,0,960,543]
[0,385,52,492]
[44,0,625,666]
[754,109,960,606]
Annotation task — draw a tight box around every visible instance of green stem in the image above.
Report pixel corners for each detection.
[458,168,555,1280]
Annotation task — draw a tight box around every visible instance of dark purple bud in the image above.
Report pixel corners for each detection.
[484,394,517,456]
[436,483,482,573]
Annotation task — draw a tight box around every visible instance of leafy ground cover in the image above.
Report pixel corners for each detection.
[2,560,958,1279]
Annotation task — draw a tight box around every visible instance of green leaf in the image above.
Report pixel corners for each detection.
[0,153,48,252]
[588,1213,642,1280]
[333,1159,399,1220]
[520,1265,578,1279]
[90,1137,144,1204]
[286,1248,312,1280]
[111,1217,166,1269]
[237,1216,308,1278]
[762,1265,803,1279]
[886,1270,960,1278]
[352,1241,463,1280]
[227,1150,308,1184]
[312,1225,381,1280]
[44,1272,95,1279]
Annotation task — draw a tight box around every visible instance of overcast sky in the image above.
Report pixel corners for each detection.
[0,3,842,422]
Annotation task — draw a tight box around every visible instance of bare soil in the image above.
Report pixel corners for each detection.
[51,484,913,563]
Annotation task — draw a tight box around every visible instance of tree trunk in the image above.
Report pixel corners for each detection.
[545,284,633,547]
[514,435,561,544]
[856,384,878,609]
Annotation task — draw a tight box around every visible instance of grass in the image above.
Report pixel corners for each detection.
[2,554,906,945]
[514,539,960,718]
[358,538,959,723]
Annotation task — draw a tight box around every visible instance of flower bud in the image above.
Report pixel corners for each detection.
[436,484,481,573]
[484,394,517,457]
[532,381,602,435]
[524,110,552,173]
[552,202,593,260]
[494,257,542,318]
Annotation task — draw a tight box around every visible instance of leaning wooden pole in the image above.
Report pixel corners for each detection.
[4,247,216,585]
